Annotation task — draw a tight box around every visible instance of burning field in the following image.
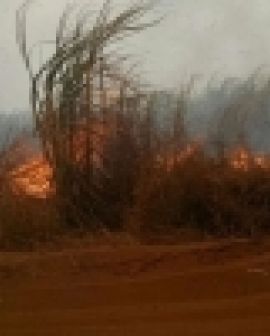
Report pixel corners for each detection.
[3,0,270,334]
[7,139,270,200]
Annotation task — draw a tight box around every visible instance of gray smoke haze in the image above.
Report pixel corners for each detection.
[2,0,270,111]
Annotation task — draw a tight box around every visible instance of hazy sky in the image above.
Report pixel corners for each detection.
[1,0,270,111]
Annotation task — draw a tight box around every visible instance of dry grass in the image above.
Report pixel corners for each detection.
[132,152,270,238]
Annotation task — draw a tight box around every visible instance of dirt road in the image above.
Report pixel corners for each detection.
[1,240,270,335]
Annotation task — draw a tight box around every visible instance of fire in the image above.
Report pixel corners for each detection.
[9,154,54,199]
[8,118,115,199]
[8,130,270,200]
[155,141,203,172]
[156,143,270,173]
[227,147,270,171]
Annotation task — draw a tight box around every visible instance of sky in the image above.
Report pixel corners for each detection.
[1,0,270,111]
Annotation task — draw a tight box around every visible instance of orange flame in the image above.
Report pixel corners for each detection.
[227,147,270,171]
[9,154,54,199]
[156,143,270,173]
[155,141,203,172]
[8,119,114,199]
[9,134,270,200]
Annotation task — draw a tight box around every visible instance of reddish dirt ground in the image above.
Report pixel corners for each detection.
[1,239,270,335]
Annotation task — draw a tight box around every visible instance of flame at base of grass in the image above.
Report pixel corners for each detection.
[155,141,204,172]
[155,143,270,173]
[9,154,54,199]
[8,139,270,200]
[227,147,270,171]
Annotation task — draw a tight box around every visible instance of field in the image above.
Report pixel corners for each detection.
[2,1,270,335]
[1,238,270,335]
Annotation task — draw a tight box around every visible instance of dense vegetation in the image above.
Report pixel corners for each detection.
[1,0,270,249]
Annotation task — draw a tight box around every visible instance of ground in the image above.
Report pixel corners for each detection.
[1,238,270,335]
